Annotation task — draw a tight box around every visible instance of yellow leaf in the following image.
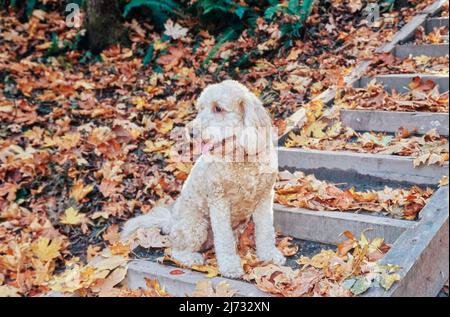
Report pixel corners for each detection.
[60,207,86,225]
[380,273,401,291]
[70,180,94,202]
[326,121,343,138]
[0,285,20,297]
[143,140,173,154]
[153,39,169,51]
[191,265,219,278]
[90,211,110,220]
[304,120,328,139]
[439,175,449,187]
[32,237,63,262]
[297,249,336,269]
[132,97,146,110]
[413,55,431,65]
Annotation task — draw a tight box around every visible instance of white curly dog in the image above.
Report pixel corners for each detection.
[121,80,285,278]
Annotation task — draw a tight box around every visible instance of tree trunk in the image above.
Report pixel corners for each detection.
[85,0,129,53]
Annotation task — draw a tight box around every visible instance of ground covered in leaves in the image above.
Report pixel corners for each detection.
[0,0,446,297]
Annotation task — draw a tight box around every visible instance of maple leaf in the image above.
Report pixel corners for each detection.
[99,179,122,198]
[70,180,94,203]
[297,249,337,269]
[157,44,186,69]
[164,19,189,40]
[304,120,328,139]
[32,237,63,262]
[109,242,131,256]
[60,207,86,225]
[192,280,236,297]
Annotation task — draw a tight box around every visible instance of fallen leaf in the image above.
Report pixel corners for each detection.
[60,207,86,225]
[32,237,64,262]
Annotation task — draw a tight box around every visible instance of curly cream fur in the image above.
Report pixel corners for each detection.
[121,80,285,278]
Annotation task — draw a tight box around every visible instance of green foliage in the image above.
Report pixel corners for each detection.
[298,0,315,25]
[1,0,37,19]
[45,31,84,58]
[194,0,249,19]
[123,0,181,27]
[46,32,62,56]
[25,0,36,18]
[264,0,316,38]
[381,0,396,12]
[142,44,154,66]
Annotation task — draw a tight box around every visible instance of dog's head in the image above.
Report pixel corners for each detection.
[192,80,274,157]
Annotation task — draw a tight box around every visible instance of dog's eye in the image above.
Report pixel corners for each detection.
[213,104,224,113]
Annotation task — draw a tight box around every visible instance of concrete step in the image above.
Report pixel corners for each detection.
[126,260,269,297]
[340,109,449,136]
[356,74,449,93]
[278,147,449,186]
[274,204,412,245]
[426,17,449,32]
[395,43,449,58]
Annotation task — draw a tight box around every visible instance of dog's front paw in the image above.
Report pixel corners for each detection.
[258,248,286,266]
[219,255,244,279]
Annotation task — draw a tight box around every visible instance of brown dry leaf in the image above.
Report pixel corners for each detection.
[276,237,299,256]
[103,225,121,244]
[92,267,128,295]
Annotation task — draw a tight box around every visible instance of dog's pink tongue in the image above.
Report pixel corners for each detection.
[201,142,212,155]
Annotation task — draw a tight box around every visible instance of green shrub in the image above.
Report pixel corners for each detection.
[123,0,181,28]
[265,0,316,38]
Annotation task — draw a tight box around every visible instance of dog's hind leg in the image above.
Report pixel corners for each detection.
[169,210,209,267]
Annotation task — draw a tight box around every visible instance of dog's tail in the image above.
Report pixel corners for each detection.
[120,206,172,241]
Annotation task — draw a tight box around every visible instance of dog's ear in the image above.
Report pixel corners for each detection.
[238,92,274,155]
[239,93,271,128]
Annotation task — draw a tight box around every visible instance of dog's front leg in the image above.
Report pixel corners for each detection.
[209,201,244,278]
[253,191,286,265]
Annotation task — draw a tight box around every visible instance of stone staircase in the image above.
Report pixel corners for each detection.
[126,0,449,297]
